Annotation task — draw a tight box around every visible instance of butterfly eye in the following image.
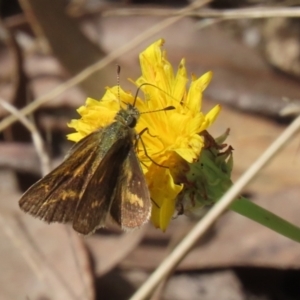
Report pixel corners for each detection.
[127,115,137,128]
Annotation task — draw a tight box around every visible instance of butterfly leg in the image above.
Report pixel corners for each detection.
[135,128,168,169]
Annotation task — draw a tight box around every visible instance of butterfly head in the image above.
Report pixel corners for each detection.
[115,103,140,129]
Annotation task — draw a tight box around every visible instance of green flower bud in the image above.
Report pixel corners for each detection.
[176,130,233,215]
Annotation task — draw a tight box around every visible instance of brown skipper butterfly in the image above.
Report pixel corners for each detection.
[19,100,152,235]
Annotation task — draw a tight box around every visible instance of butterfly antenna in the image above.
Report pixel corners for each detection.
[133,83,150,107]
[117,65,121,106]
[140,106,175,115]
[133,82,181,108]
[133,82,176,113]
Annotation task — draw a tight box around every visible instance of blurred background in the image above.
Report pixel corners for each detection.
[1,0,300,299]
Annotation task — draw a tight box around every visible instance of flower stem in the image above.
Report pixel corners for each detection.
[231,196,300,243]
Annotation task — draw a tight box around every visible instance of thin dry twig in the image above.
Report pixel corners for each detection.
[130,114,300,300]
[14,217,82,299]
[0,0,210,133]
[0,99,50,176]
[74,5,300,20]
[65,226,93,300]
[280,98,300,117]
[0,214,47,284]
[0,215,76,299]
[101,6,300,19]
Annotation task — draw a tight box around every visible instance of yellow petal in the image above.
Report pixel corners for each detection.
[172,59,188,102]
[198,71,213,92]
[147,165,182,231]
[186,71,213,112]
[205,104,221,126]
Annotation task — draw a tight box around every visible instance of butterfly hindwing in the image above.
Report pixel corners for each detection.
[110,148,151,230]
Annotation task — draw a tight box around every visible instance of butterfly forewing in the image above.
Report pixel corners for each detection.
[72,135,132,234]
[19,130,107,223]
[19,124,126,224]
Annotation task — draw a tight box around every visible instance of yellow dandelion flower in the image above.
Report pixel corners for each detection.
[68,39,221,231]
